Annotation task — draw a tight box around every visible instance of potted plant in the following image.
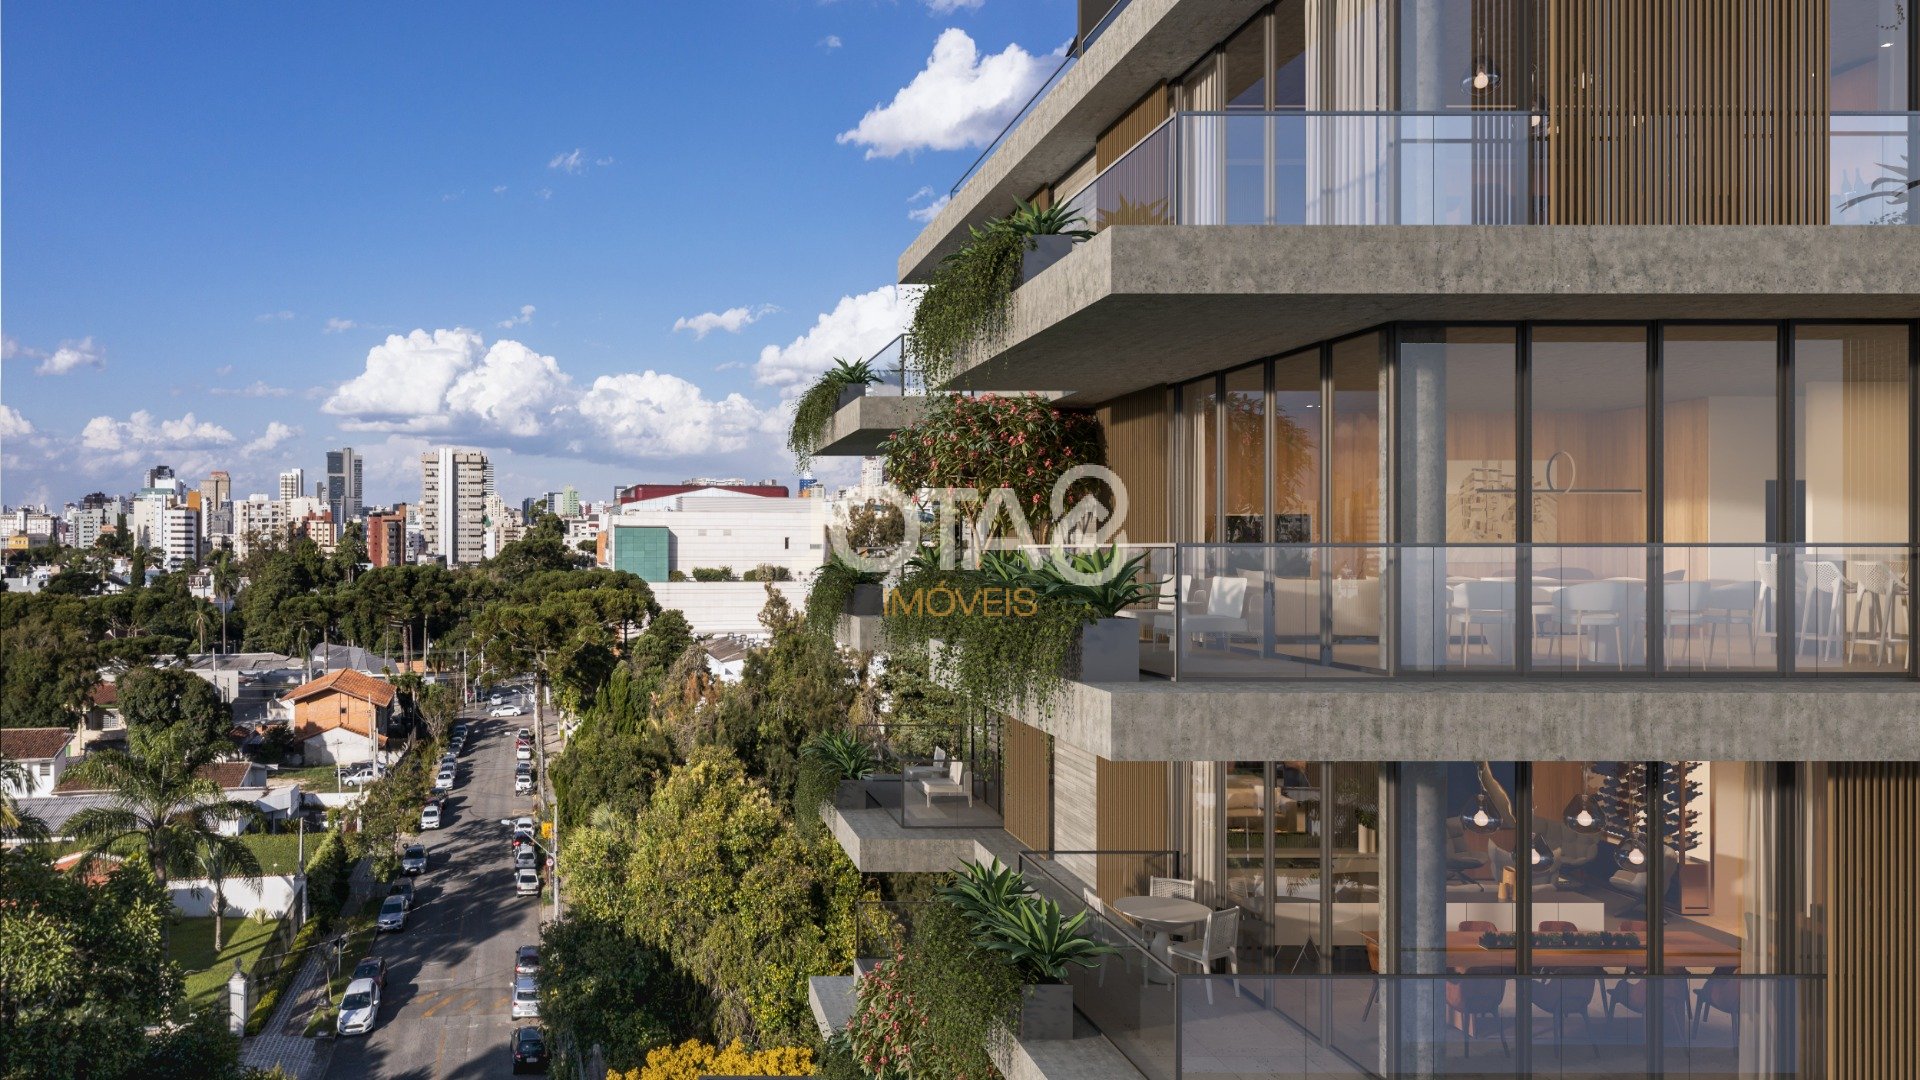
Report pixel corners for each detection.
[801,730,876,811]
[787,356,881,469]
[1030,549,1159,684]
[1005,199,1094,283]
[977,894,1115,1040]
[805,556,886,637]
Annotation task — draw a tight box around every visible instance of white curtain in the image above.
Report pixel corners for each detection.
[1189,761,1224,907]
[1179,57,1225,226]
[1303,0,1393,224]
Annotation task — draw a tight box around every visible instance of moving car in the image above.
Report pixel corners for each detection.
[419,803,442,830]
[510,974,540,1019]
[490,704,521,717]
[376,895,408,932]
[509,1025,547,1073]
[401,844,427,874]
[515,867,540,895]
[336,977,381,1036]
[351,956,387,992]
[514,945,540,978]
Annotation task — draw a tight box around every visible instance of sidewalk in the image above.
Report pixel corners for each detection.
[239,857,376,1080]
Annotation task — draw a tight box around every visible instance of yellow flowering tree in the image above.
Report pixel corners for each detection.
[616,1038,813,1080]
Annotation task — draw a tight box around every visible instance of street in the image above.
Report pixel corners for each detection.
[325,692,547,1079]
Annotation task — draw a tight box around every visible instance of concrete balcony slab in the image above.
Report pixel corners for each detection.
[813,393,928,457]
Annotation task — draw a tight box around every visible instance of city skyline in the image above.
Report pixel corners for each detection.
[1,2,1073,505]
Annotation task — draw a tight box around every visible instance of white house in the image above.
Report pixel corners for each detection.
[0,728,76,798]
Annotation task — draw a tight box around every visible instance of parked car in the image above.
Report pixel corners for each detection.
[401,844,427,874]
[514,847,538,871]
[420,803,442,830]
[515,773,534,795]
[515,867,540,895]
[515,744,533,762]
[510,1025,548,1073]
[339,765,382,787]
[511,974,540,1019]
[514,945,540,978]
[516,727,533,741]
[351,956,387,992]
[490,693,504,705]
[439,752,458,768]
[376,895,408,932]
[435,768,456,792]
[336,977,381,1036]
[450,723,468,741]
[387,878,416,910]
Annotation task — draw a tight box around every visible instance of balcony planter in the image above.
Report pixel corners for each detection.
[1018,982,1074,1040]
[1075,616,1140,683]
[833,778,867,812]
[1021,235,1077,283]
[836,382,868,410]
[846,582,884,617]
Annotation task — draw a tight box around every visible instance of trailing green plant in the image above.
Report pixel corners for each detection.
[788,357,882,469]
[804,556,884,637]
[880,563,1088,715]
[976,895,1115,983]
[936,857,1034,926]
[847,900,1020,1080]
[800,730,876,782]
[904,222,1025,386]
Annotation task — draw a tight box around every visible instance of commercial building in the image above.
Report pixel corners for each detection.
[326,447,363,526]
[419,447,491,566]
[599,484,825,582]
[816,3,1920,1079]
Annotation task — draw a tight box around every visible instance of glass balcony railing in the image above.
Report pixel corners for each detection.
[1123,543,1912,680]
[1058,111,1920,229]
[854,335,925,398]
[852,722,1002,829]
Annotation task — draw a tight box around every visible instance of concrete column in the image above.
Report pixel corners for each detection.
[1400,0,1455,111]
[1397,350,1449,667]
[1389,762,1450,1077]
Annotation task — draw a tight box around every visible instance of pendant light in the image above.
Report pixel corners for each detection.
[1563,793,1602,834]
[1465,793,1499,832]
[1529,834,1557,873]
[1616,834,1650,872]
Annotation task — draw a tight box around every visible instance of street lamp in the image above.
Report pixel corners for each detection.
[501,818,561,923]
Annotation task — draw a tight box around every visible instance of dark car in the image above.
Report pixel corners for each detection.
[387,878,415,910]
[351,955,386,991]
[510,1025,547,1073]
[514,945,539,978]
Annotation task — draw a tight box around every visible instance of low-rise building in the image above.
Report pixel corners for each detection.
[281,668,396,766]
[599,485,825,583]
[0,728,77,798]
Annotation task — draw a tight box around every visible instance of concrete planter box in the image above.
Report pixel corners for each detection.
[1019,982,1074,1040]
[832,779,867,811]
[846,583,884,617]
[1076,617,1140,683]
[836,383,869,409]
[1022,234,1077,283]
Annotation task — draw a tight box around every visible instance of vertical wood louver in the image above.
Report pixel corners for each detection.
[1540,0,1830,223]
[1826,762,1920,1080]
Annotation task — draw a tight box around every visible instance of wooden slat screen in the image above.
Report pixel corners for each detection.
[1541,0,1829,224]
[1826,762,1920,1080]
[1096,757,1171,902]
[1002,717,1053,851]
[1096,387,1172,544]
[1096,82,1171,171]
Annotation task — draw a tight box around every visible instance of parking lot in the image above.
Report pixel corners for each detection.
[325,687,550,1078]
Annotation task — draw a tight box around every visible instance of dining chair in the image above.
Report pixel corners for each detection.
[1532,970,1602,1058]
[1701,580,1764,667]
[1447,968,1511,1057]
[1798,561,1848,662]
[1552,581,1627,670]
[1847,560,1906,666]
[1360,933,1383,1020]
[1538,920,1579,934]
[1168,907,1241,1004]
[1663,580,1714,668]
[1081,887,1110,986]
[1692,966,1742,1041]
[1452,580,1517,665]
[1150,876,1196,900]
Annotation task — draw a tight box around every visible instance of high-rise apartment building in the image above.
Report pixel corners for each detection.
[419,448,490,566]
[366,507,409,567]
[279,469,305,501]
[199,471,231,541]
[157,506,200,570]
[143,464,176,490]
[812,4,1920,1077]
[325,447,363,526]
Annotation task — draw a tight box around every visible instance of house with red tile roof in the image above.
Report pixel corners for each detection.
[1,727,76,798]
[280,668,396,766]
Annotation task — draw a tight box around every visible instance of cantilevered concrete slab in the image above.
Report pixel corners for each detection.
[1017,678,1920,763]
[812,393,928,457]
[821,802,1022,874]
[944,225,1920,405]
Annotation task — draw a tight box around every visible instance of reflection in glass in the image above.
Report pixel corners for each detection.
[1329,334,1383,545]
[1272,349,1319,542]
[1530,325,1649,544]
[1794,324,1910,543]
[1397,326,1518,543]
[1830,0,1911,110]
[1224,11,1268,109]
[1224,365,1265,542]
[1181,376,1218,541]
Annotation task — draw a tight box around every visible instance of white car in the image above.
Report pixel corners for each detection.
[336,977,381,1036]
[489,705,521,718]
[515,744,533,762]
[511,974,539,1019]
[515,773,534,796]
[515,867,540,896]
[432,772,452,794]
[339,765,382,787]
[420,804,442,830]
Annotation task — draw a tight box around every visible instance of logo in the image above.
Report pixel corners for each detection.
[883,584,1039,618]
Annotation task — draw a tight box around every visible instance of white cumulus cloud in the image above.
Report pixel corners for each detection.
[242,421,300,456]
[837,29,1060,159]
[5,335,106,376]
[497,304,536,329]
[754,285,921,394]
[577,372,773,457]
[78,411,235,471]
[0,405,34,439]
[819,34,843,49]
[548,149,586,174]
[672,305,776,340]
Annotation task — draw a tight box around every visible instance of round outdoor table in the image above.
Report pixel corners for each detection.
[1110,895,1211,966]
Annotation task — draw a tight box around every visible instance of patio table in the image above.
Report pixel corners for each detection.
[1111,894,1211,966]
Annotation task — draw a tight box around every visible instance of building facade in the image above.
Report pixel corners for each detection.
[819,3,1920,1079]
[326,446,363,526]
[599,486,826,582]
[420,447,491,566]
[366,507,408,567]
[278,468,304,502]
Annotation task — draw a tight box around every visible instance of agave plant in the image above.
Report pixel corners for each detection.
[788,356,884,469]
[978,896,1117,983]
[1837,154,1916,223]
[1030,549,1162,619]
[999,198,1094,242]
[830,357,881,386]
[938,858,1035,926]
[800,729,875,781]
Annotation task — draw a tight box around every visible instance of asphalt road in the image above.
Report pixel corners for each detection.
[326,692,546,1079]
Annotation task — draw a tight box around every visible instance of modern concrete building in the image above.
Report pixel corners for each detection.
[817,3,1920,1079]
[278,468,305,502]
[326,446,363,526]
[158,505,201,570]
[599,485,826,582]
[420,447,491,566]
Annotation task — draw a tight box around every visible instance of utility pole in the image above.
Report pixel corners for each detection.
[297,814,308,925]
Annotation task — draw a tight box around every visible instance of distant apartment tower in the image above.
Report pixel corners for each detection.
[278,469,305,501]
[158,506,200,570]
[143,464,176,490]
[366,507,408,567]
[199,471,231,540]
[420,448,490,566]
[325,447,364,526]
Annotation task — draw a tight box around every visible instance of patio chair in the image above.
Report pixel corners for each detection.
[1168,906,1240,1003]
[914,758,972,807]
[1153,576,1250,644]
[1149,876,1196,900]
[1701,579,1764,667]
[902,746,947,783]
[1551,581,1628,670]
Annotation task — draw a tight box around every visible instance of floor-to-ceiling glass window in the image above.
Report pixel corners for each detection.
[1398,326,1520,669]
[1329,334,1386,668]
[1793,324,1912,672]
[1530,326,1652,672]
[1272,348,1321,542]
[1180,374,1219,542]
[1661,327,1782,672]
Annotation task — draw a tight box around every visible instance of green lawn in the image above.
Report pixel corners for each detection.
[171,916,281,1008]
[47,832,311,876]
[269,763,345,790]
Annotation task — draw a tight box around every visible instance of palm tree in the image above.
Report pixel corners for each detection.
[210,550,241,656]
[63,725,258,943]
[186,830,263,951]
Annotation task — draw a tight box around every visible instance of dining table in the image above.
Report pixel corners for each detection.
[1111,894,1212,968]
[1359,929,1741,971]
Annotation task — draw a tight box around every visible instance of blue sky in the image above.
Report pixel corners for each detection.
[2,1,1072,507]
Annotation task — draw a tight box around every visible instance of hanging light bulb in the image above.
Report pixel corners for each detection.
[1465,793,1499,832]
[1616,837,1649,871]
[1563,793,1602,834]
[1530,834,1557,873]
[1462,62,1501,93]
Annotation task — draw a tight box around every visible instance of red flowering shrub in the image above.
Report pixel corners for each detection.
[882,394,1105,534]
[844,956,922,1079]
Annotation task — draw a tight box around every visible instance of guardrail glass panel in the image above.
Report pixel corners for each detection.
[855,722,1002,829]
[1830,113,1919,225]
